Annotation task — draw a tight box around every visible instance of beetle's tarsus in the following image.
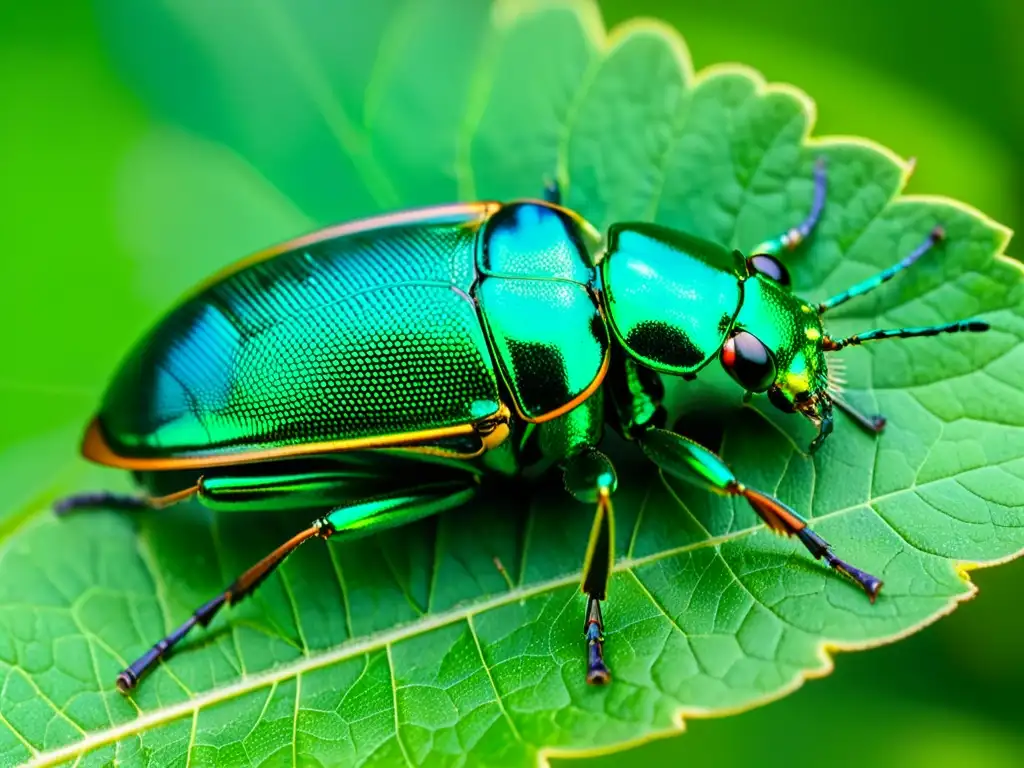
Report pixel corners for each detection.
[55,485,198,516]
[584,595,611,685]
[831,393,887,435]
[830,555,884,602]
[796,528,883,601]
[114,521,327,692]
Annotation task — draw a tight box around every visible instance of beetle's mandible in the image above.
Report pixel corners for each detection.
[58,160,989,692]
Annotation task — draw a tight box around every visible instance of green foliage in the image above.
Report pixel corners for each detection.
[2,0,1022,765]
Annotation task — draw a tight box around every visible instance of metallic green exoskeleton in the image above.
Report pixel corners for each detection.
[59,161,989,692]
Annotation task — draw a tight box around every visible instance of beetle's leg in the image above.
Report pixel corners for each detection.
[54,486,198,516]
[563,448,617,685]
[638,428,882,600]
[543,178,562,205]
[830,393,886,434]
[606,344,667,439]
[114,479,475,693]
[751,157,826,256]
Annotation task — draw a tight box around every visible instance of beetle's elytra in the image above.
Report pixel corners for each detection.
[58,161,989,692]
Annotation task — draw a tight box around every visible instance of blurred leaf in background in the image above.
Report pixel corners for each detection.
[1,0,1022,766]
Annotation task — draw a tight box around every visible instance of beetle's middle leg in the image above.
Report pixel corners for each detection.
[562,447,617,685]
[751,157,827,256]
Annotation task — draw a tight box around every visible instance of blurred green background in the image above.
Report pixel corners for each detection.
[1,0,1021,765]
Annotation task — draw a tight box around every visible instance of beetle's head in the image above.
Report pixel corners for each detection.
[603,222,988,454]
[720,254,835,452]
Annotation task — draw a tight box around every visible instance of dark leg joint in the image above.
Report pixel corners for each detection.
[194,594,228,627]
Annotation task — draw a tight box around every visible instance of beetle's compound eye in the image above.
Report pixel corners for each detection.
[721,331,776,392]
[747,254,791,287]
[767,386,796,413]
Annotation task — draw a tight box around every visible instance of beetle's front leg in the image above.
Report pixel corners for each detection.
[562,447,617,684]
[606,345,667,439]
[639,428,882,600]
[114,474,476,692]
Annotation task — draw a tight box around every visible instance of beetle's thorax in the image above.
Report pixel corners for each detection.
[599,222,746,376]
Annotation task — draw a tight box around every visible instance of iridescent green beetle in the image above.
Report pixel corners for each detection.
[58,162,988,692]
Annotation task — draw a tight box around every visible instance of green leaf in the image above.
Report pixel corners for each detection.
[3,0,1022,765]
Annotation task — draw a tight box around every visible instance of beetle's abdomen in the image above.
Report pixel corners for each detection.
[96,205,503,460]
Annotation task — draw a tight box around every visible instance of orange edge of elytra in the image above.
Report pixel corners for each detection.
[81,417,493,472]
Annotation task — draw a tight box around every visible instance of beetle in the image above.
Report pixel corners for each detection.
[57,160,988,692]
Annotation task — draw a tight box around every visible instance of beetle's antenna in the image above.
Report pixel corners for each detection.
[823,319,989,352]
[752,158,827,255]
[817,226,944,313]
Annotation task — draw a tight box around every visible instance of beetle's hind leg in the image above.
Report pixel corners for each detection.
[751,157,827,256]
[54,486,198,516]
[115,474,476,693]
[563,448,618,685]
[639,428,882,600]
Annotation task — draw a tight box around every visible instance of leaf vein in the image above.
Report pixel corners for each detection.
[466,615,525,744]
[385,644,413,768]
